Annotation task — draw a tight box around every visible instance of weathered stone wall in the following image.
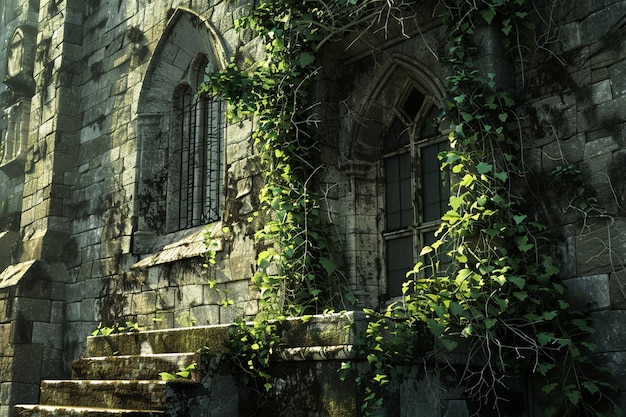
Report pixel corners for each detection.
[50,0,265,362]
[517,0,626,410]
[0,0,266,412]
[1,0,626,415]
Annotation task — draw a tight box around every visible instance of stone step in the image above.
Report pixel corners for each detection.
[85,312,365,357]
[38,380,178,410]
[85,325,231,357]
[71,353,201,381]
[14,404,164,416]
[15,312,364,417]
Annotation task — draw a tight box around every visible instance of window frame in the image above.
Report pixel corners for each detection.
[167,56,224,233]
[381,85,449,298]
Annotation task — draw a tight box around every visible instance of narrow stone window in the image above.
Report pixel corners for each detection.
[169,57,223,232]
[383,86,449,297]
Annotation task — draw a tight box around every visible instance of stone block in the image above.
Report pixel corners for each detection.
[12,344,43,384]
[48,279,66,303]
[0,324,14,356]
[190,304,220,326]
[131,291,157,315]
[179,284,205,308]
[576,218,626,275]
[0,357,13,381]
[41,347,65,379]
[219,305,240,325]
[65,282,85,303]
[443,400,469,417]
[0,260,51,299]
[50,300,64,323]
[591,79,613,104]
[560,22,581,52]
[32,322,63,350]
[12,320,33,345]
[540,135,585,172]
[157,287,176,310]
[224,280,250,304]
[204,282,225,305]
[12,298,51,322]
[0,381,39,411]
[225,119,252,145]
[590,310,626,352]
[578,95,626,133]
[80,298,97,321]
[581,3,626,46]
[609,58,626,97]
[83,278,105,299]
[66,302,82,324]
[583,136,619,160]
[152,311,175,330]
[564,274,610,310]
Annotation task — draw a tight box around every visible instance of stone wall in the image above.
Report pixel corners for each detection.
[1,0,626,415]
[517,0,626,410]
[0,0,267,411]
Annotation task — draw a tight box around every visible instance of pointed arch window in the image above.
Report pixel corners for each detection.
[383,86,449,297]
[169,57,224,232]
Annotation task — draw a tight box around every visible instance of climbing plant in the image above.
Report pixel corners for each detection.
[204,0,354,318]
[355,1,621,416]
[203,0,620,416]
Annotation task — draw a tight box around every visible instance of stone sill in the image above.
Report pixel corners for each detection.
[131,222,223,270]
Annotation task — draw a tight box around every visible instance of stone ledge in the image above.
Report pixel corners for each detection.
[0,259,51,301]
[86,311,366,357]
[14,404,164,416]
[131,223,223,270]
[275,344,355,361]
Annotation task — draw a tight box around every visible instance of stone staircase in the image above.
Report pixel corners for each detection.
[13,313,364,417]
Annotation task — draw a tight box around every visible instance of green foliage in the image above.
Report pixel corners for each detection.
[159,362,197,381]
[91,320,143,336]
[202,0,406,397]
[550,164,601,215]
[201,0,619,416]
[340,1,620,416]
[227,316,283,392]
[340,308,432,416]
[376,1,619,416]
[203,0,359,318]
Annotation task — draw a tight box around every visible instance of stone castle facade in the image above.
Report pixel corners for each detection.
[1,0,626,415]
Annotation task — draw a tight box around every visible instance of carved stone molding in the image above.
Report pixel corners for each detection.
[0,98,30,177]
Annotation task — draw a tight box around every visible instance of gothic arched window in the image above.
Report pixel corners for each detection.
[383,85,449,297]
[169,57,224,232]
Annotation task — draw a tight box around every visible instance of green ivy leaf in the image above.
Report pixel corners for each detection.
[513,290,528,301]
[298,52,315,68]
[582,381,599,395]
[566,389,582,406]
[508,275,526,289]
[449,301,465,316]
[480,8,496,25]
[159,372,177,381]
[536,332,553,346]
[477,162,493,174]
[542,382,559,394]
[319,257,337,276]
[484,317,497,329]
[493,171,508,182]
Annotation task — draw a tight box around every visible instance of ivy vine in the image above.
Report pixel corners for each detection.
[203,0,620,416]
[204,0,360,318]
[357,1,620,416]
